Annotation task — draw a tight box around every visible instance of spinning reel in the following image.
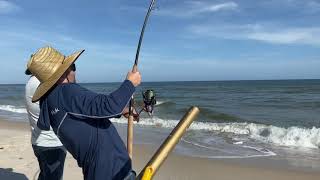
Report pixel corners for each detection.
[141,89,157,116]
[131,89,157,119]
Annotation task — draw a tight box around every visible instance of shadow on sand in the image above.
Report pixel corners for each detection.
[0,168,28,180]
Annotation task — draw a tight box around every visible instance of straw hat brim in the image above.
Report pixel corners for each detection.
[32,50,85,102]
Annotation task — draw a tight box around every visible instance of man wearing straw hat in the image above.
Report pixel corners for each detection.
[27,46,141,180]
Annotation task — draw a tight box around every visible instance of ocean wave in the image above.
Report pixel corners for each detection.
[198,107,244,122]
[154,100,167,106]
[111,117,320,149]
[0,105,27,114]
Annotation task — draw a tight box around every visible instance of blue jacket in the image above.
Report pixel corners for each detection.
[37,80,135,180]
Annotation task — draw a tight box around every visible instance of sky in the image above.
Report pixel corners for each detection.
[0,0,319,84]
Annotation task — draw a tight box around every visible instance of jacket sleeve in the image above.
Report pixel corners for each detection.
[37,98,51,130]
[65,80,135,118]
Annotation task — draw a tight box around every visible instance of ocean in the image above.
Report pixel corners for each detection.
[1,80,320,170]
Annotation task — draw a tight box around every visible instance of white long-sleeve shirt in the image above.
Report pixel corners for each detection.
[25,76,63,147]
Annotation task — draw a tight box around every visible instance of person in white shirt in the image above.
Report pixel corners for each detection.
[25,69,66,180]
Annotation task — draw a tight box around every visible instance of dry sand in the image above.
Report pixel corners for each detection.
[0,119,319,180]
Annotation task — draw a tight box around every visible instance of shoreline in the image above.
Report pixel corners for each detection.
[1,119,320,180]
[0,119,29,131]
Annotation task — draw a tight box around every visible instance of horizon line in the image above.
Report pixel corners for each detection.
[1,78,319,85]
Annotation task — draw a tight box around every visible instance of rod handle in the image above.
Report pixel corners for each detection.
[127,115,134,159]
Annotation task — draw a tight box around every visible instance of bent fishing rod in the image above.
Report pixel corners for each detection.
[128,0,157,159]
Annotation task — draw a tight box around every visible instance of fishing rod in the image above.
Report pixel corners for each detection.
[132,0,156,72]
[128,0,157,159]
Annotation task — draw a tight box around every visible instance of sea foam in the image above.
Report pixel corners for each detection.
[111,117,320,149]
[0,105,27,114]
[1,104,318,149]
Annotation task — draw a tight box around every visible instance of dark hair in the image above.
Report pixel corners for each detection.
[70,64,76,71]
[25,69,32,75]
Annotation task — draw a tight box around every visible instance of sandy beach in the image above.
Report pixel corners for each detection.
[1,119,320,180]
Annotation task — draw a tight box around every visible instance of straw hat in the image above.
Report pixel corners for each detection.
[27,46,84,102]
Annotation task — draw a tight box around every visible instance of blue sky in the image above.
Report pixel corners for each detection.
[0,0,319,84]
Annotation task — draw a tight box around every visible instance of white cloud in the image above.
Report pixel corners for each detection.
[200,2,238,13]
[156,1,238,18]
[0,0,19,14]
[189,24,320,46]
[248,28,319,44]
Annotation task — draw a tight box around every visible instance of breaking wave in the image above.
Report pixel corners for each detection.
[111,117,320,149]
[0,105,27,114]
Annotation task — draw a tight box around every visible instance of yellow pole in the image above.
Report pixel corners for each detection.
[141,166,153,180]
[137,106,200,179]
